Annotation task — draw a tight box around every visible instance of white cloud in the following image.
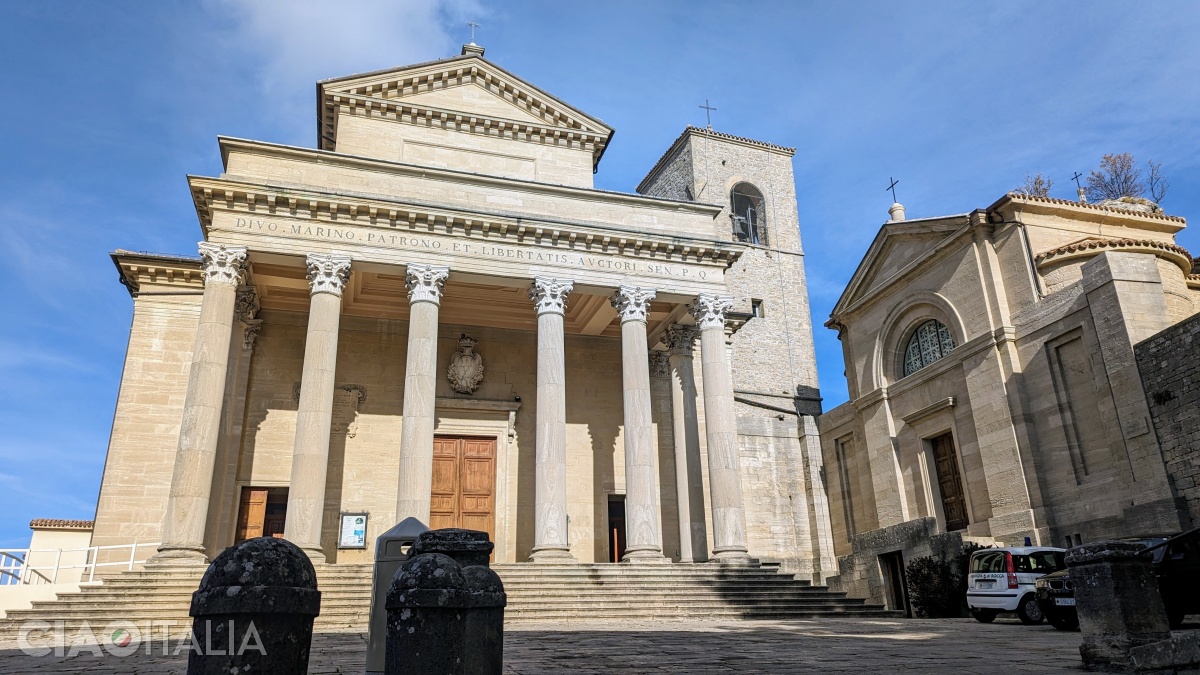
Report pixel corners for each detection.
[202,0,485,138]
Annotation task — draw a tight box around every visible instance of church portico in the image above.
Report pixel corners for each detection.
[146,187,754,566]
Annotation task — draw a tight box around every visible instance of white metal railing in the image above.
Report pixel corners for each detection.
[0,542,160,586]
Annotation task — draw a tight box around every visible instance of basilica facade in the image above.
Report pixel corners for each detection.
[92,45,834,579]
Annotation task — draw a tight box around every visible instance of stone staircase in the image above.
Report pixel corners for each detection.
[0,562,897,640]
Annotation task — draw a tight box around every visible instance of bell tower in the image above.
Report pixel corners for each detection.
[637,126,835,580]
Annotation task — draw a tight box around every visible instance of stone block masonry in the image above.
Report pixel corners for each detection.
[1135,310,1200,528]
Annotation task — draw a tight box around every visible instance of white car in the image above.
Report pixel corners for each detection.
[966,546,1067,624]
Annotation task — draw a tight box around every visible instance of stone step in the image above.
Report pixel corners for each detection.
[7,598,867,624]
[504,607,901,620]
[30,591,851,613]
[0,562,892,641]
[19,584,842,606]
[98,570,806,583]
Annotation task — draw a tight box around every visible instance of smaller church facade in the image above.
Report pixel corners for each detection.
[819,194,1199,602]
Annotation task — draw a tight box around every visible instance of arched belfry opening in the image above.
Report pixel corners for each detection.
[730,182,766,245]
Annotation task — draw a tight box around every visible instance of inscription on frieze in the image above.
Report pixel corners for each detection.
[225,216,714,282]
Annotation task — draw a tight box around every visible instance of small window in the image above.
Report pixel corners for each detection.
[902,319,956,377]
[751,299,765,318]
[730,183,766,245]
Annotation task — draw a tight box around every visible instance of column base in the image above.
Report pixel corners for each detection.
[299,547,327,564]
[528,548,577,563]
[145,546,210,568]
[709,550,755,566]
[621,549,671,564]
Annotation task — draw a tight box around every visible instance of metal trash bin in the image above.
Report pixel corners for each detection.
[366,517,429,674]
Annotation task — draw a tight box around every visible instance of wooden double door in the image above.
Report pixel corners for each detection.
[430,436,497,543]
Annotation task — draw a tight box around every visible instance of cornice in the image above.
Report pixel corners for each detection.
[852,386,888,412]
[885,332,995,399]
[110,250,204,296]
[990,192,1186,229]
[217,137,719,218]
[900,397,956,425]
[188,176,745,268]
[324,90,609,164]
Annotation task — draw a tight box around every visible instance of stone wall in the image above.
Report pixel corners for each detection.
[1135,310,1200,529]
[826,517,964,610]
[91,291,202,553]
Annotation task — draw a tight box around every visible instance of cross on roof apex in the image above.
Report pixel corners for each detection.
[462,20,484,56]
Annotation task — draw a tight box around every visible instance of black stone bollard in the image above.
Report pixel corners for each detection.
[1067,540,1170,671]
[187,537,322,675]
[385,529,506,675]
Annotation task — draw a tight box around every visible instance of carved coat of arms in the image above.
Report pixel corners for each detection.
[447,334,484,394]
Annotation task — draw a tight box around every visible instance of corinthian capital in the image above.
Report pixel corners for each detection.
[405,264,449,305]
[234,286,260,322]
[529,277,574,315]
[662,324,699,356]
[306,254,352,297]
[242,319,263,352]
[649,350,670,378]
[198,242,249,287]
[688,293,733,330]
[610,285,656,323]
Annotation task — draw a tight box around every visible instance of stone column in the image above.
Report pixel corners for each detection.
[204,286,261,552]
[284,254,352,562]
[610,285,667,562]
[528,277,576,562]
[151,242,248,565]
[663,324,707,563]
[690,294,751,563]
[395,264,450,525]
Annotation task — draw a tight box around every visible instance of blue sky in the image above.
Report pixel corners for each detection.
[2,1,1198,547]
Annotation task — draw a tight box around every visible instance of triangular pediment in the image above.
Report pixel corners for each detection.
[319,54,611,136]
[832,217,969,316]
[393,81,552,126]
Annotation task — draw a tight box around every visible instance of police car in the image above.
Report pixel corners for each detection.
[967,546,1067,624]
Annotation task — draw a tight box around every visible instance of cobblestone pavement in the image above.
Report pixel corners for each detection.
[0,616,1086,673]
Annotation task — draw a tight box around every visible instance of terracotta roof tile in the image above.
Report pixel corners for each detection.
[1035,236,1193,274]
[29,519,94,530]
